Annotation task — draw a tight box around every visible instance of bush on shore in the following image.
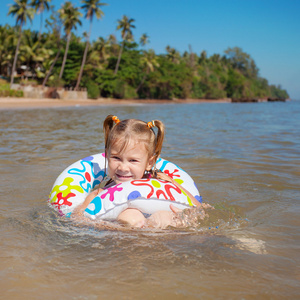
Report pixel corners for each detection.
[0,81,24,97]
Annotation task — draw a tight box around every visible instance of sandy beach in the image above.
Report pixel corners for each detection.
[0,97,231,109]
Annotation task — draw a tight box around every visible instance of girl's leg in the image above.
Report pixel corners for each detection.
[117,208,147,228]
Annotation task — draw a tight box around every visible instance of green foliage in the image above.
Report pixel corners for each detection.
[250,78,270,98]
[191,77,206,98]
[8,0,35,26]
[47,74,65,87]
[225,47,258,79]
[191,57,228,99]
[93,67,138,99]
[58,1,82,36]
[116,15,135,40]
[0,89,23,97]
[86,81,99,99]
[20,79,38,85]
[147,57,193,99]
[0,12,290,100]
[0,78,9,85]
[270,84,289,99]
[226,68,246,99]
[0,81,23,97]
[117,49,142,86]
[61,40,83,84]
[114,79,137,99]
[123,85,138,99]
[94,69,116,97]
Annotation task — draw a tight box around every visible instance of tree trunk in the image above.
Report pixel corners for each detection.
[38,12,43,41]
[136,74,147,93]
[59,33,71,79]
[25,61,29,81]
[74,40,89,91]
[10,25,22,88]
[42,48,61,87]
[75,21,92,91]
[114,40,125,75]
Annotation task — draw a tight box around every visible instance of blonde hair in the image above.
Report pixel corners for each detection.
[103,115,165,167]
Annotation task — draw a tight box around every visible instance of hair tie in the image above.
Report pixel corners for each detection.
[147,120,155,129]
[112,116,120,124]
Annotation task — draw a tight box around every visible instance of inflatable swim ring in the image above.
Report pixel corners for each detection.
[48,153,202,220]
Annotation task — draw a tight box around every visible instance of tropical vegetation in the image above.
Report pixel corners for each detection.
[1,0,289,100]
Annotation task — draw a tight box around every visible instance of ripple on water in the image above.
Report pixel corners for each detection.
[1,102,300,298]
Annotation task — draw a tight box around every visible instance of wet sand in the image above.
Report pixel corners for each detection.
[0,97,231,109]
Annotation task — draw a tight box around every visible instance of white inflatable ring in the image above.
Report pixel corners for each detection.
[48,153,202,220]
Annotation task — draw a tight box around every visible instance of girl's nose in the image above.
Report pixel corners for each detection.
[118,161,129,172]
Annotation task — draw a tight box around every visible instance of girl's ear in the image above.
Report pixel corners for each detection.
[146,156,155,171]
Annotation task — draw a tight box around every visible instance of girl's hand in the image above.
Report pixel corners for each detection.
[170,204,182,213]
[157,171,201,208]
[71,188,103,219]
[146,204,183,229]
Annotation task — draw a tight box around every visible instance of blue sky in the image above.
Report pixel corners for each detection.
[2,0,300,99]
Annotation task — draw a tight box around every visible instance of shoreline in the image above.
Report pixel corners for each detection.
[0,97,231,110]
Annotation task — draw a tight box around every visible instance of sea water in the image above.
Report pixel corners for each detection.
[0,101,299,299]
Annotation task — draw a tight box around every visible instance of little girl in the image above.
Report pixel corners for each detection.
[74,115,202,228]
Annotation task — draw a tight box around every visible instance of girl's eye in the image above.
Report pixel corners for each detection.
[130,159,138,162]
[111,156,120,160]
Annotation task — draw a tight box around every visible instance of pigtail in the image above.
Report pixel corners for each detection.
[103,115,116,155]
[152,119,165,161]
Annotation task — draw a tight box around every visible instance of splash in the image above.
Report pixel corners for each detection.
[172,202,248,231]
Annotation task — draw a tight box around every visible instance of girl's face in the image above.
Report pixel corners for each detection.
[107,138,154,184]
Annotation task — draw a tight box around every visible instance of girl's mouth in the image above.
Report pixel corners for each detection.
[115,174,132,180]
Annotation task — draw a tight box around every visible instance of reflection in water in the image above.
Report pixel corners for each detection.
[1,102,300,299]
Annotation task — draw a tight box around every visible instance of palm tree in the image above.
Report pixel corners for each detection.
[77,41,101,78]
[139,33,149,48]
[0,25,15,76]
[136,49,159,93]
[94,36,109,63]
[42,48,60,87]
[5,26,17,78]
[166,45,180,64]
[19,29,39,80]
[114,15,135,75]
[19,29,50,80]
[75,0,107,90]
[30,0,51,40]
[42,8,62,87]
[58,1,82,80]
[0,26,7,76]
[7,0,35,87]
[107,34,118,56]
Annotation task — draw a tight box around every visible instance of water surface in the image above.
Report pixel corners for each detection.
[1,101,299,299]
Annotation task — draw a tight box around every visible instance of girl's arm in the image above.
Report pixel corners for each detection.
[156,172,201,207]
[72,188,103,217]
